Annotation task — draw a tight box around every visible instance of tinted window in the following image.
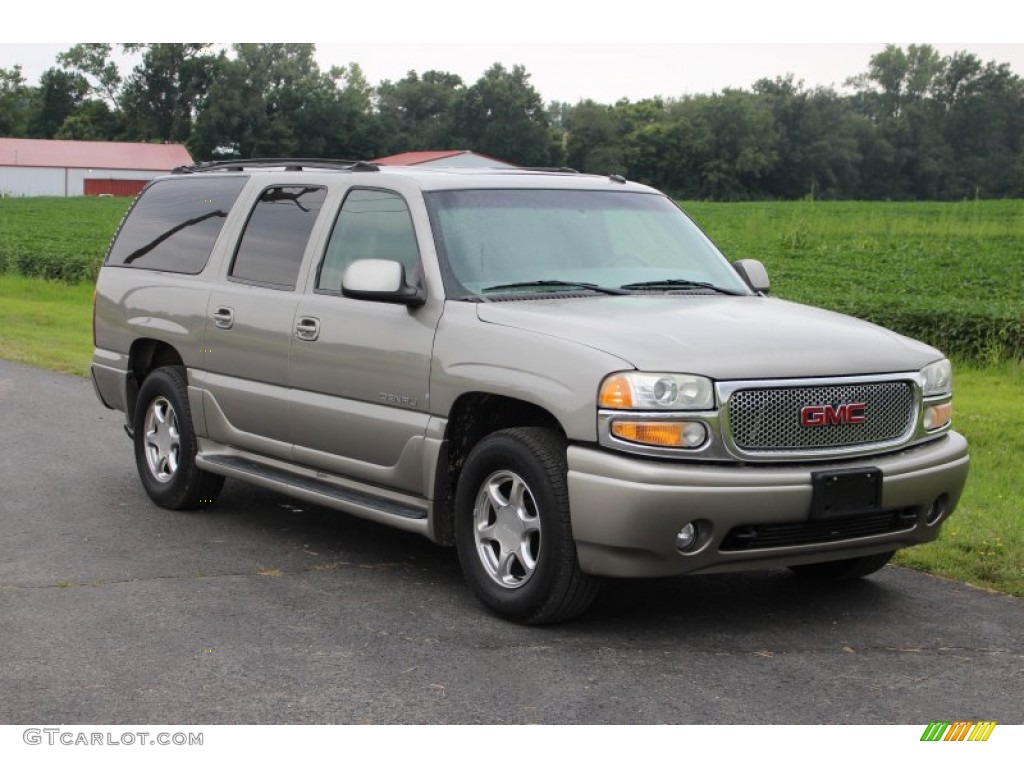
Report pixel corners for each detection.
[317,189,420,292]
[106,177,247,273]
[230,186,327,288]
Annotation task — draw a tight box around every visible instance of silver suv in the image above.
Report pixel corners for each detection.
[91,159,970,623]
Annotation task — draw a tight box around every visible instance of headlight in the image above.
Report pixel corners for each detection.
[921,359,953,397]
[599,372,715,410]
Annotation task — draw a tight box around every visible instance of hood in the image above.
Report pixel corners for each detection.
[476,296,941,380]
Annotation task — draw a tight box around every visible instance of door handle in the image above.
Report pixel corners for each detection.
[212,307,234,329]
[295,316,320,341]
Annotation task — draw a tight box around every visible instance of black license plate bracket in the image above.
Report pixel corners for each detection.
[810,467,882,519]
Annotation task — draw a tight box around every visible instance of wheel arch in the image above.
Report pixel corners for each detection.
[431,392,565,546]
[126,338,186,423]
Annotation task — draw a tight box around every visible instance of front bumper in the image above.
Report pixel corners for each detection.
[567,432,969,578]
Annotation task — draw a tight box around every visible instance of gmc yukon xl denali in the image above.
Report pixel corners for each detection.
[91,159,970,623]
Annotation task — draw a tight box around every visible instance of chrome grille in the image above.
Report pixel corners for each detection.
[727,381,915,452]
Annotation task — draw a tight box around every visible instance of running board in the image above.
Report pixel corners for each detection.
[197,453,428,531]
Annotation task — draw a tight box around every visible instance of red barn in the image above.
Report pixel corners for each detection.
[0,138,193,197]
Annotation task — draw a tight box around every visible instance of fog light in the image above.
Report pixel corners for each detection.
[676,523,698,552]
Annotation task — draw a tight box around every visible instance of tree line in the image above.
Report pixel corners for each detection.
[1,43,1021,200]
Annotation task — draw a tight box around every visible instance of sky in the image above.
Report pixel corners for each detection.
[2,3,1022,105]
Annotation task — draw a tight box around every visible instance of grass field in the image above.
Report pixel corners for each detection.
[0,274,95,375]
[0,197,1020,596]
[896,360,1023,594]
[686,199,1024,362]
[0,196,129,282]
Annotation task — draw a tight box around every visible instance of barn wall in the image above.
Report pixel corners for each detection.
[0,166,165,197]
[0,166,65,197]
[66,168,164,196]
[83,178,149,197]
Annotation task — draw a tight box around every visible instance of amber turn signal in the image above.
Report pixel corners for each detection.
[924,402,952,431]
[611,420,707,448]
[599,375,634,409]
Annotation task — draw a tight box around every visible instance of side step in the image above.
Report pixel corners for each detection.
[198,454,428,529]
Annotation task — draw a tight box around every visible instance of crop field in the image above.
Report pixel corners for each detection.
[0,196,1020,596]
[0,195,129,282]
[686,199,1024,363]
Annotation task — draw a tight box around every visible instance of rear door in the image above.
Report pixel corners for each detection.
[201,184,329,460]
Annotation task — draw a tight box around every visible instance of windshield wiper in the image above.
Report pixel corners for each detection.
[619,279,747,296]
[482,280,628,295]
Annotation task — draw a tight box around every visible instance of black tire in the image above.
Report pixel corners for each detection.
[454,427,600,624]
[133,366,224,510]
[789,551,895,581]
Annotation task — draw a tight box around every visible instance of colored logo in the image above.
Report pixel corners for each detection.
[800,402,867,427]
[920,721,997,741]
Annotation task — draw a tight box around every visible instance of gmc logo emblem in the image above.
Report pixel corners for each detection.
[800,403,867,427]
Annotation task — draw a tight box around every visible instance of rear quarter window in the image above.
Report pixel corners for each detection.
[105,177,248,273]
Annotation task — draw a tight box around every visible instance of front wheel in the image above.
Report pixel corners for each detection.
[454,427,599,624]
[133,366,223,510]
[789,551,895,581]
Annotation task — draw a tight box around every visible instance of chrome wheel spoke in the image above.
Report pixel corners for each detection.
[486,478,509,510]
[517,536,538,572]
[496,550,519,581]
[507,476,527,512]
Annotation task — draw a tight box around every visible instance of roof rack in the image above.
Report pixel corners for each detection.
[520,166,581,174]
[172,158,380,174]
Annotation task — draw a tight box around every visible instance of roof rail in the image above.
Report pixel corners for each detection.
[172,158,380,174]
[520,166,581,174]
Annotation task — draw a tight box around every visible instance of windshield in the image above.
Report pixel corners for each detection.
[425,188,751,298]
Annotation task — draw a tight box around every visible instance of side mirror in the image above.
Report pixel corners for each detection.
[733,259,770,294]
[341,259,425,307]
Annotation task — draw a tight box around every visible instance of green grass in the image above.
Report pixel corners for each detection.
[894,360,1024,596]
[0,196,130,282]
[684,200,1024,362]
[0,274,95,375]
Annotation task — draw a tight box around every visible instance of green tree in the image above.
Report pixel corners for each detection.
[190,44,376,160]
[847,44,950,198]
[54,100,120,140]
[375,70,464,154]
[56,43,124,110]
[685,90,779,200]
[565,99,628,174]
[119,44,221,143]
[754,76,861,199]
[0,65,34,136]
[28,68,89,138]
[940,56,1024,197]
[452,63,553,166]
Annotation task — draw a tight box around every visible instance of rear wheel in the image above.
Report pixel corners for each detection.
[454,427,599,624]
[133,366,223,510]
[789,551,895,580]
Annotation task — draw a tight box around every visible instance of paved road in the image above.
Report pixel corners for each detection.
[0,359,1021,724]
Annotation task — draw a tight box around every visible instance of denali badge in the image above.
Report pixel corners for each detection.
[800,403,867,427]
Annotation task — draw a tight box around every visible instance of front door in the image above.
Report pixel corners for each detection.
[288,187,441,495]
